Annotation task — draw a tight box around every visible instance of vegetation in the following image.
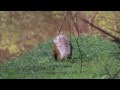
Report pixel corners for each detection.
[0,35,119,79]
[0,11,120,79]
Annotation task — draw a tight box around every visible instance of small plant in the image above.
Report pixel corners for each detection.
[0,35,120,79]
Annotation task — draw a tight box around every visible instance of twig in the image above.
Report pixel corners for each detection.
[78,15,120,44]
[69,12,83,70]
[70,13,80,37]
[58,12,69,35]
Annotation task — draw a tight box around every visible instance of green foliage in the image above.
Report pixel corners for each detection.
[0,11,120,78]
[0,11,120,57]
[0,36,119,79]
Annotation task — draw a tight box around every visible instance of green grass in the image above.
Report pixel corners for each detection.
[0,35,120,79]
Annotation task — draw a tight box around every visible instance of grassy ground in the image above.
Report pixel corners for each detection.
[0,35,120,79]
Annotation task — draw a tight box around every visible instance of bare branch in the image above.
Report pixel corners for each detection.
[78,15,120,44]
[70,12,80,37]
[58,12,69,35]
[89,11,98,23]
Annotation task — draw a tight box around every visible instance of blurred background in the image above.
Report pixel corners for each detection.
[0,11,120,62]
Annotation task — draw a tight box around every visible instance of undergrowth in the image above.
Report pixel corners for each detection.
[0,35,120,79]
